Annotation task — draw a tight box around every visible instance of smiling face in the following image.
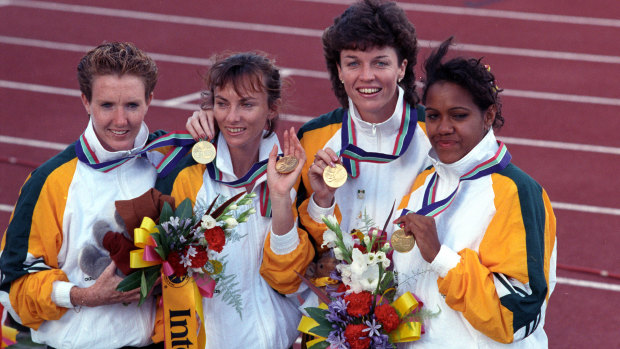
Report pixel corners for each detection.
[337,46,406,123]
[81,74,151,152]
[213,79,276,154]
[424,81,495,164]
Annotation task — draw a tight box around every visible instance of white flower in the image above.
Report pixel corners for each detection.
[342,231,354,250]
[363,235,371,246]
[179,235,187,243]
[333,247,345,260]
[248,208,256,215]
[228,204,238,210]
[180,254,192,268]
[375,251,390,269]
[169,216,180,229]
[350,248,369,275]
[355,263,379,292]
[321,229,338,249]
[224,217,238,229]
[337,264,352,287]
[201,215,217,230]
[186,245,197,258]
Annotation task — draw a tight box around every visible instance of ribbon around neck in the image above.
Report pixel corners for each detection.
[340,101,418,178]
[403,141,511,218]
[76,131,196,178]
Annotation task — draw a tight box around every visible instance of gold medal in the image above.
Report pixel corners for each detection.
[192,140,216,164]
[275,155,298,174]
[390,228,415,253]
[322,163,347,188]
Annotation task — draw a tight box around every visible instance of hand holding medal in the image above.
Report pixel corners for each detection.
[267,126,306,198]
[392,212,441,262]
[187,107,217,164]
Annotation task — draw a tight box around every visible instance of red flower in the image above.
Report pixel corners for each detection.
[190,246,208,268]
[375,303,400,333]
[344,324,371,349]
[167,251,187,277]
[204,226,226,252]
[345,291,373,317]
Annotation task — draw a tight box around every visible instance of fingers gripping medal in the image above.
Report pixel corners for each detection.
[390,229,416,253]
[275,155,299,174]
[322,163,347,188]
[192,140,216,164]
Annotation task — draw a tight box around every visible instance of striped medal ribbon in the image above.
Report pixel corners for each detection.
[75,131,196,178]
[340,101,417,178]
[402,141,511,218]
[205,147,281,217]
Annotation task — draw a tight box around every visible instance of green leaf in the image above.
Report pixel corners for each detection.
[175,198,194,220]
[308,324,332,338]
[140,271,148,298]
[160,201,173,224]
[308,341,329,349]
[116,271,142,291]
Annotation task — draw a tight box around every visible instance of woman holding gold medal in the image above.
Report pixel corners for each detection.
[157,52,314,349]
[392,38,557,347]
[296,0,432,256]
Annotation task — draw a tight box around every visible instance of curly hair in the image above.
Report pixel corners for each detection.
[77,42,158,102]
[322,0,419,108]
[422,37,505,130]
[201,52,281,138]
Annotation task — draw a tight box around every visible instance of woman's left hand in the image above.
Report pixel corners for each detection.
[393,213,441,263]
[267,127,306,200]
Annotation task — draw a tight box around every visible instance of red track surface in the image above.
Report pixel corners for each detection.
[1,0,619,347]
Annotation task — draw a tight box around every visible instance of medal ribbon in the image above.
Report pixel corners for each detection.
[403,142,511,218]
[205,143,279,217]
[75,131,195,178]
[340,101,417,178]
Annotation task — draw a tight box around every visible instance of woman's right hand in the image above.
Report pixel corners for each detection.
[308,147,340,208]
[186,109,216,141]
[70,262,141,307]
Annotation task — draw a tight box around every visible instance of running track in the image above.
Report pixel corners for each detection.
[1,0,619,347]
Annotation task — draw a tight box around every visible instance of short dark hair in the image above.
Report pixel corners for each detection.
[202,52,281,138]
[422,37,505,130]
[322,0,419,108]
[77,42,158,102]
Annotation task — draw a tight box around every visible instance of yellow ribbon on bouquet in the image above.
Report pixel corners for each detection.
[128,217,206,349]
[129,217,162,269]
[297,303,328,348]
[389,292,422,343]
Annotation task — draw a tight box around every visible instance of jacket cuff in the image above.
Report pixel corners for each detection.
[269,222,300,255]
[52,280,77,308]
[430,245,461,278]
[308,193,335,222]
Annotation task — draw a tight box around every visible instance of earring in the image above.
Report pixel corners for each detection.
[398,77,403,83]
[341,79,344,84]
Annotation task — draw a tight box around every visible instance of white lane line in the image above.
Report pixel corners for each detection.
[501,89,620,106]
[0,36,331,79]
[298,0,620,28]
[161,92,203,106]
[551,202,620,216]
[7,0,324,37]
[419,40,620,65]
[0,204,15,212]
[497,137,620,156]
[2,2,620,66]
[0,135,67,151]
[557,277,620,292]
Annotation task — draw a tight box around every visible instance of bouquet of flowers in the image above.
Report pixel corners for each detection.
[299,213,424,349]
[117,191,256,313]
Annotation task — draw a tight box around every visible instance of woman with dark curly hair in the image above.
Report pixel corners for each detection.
[296,0,432,255]
[394,37,557,347]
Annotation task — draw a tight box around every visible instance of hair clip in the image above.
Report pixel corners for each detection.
[484,64,499,93]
